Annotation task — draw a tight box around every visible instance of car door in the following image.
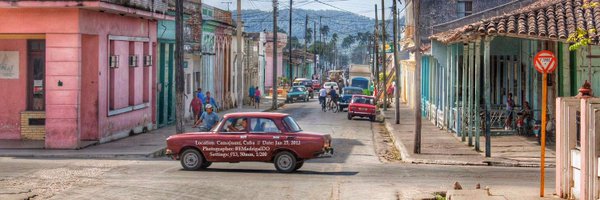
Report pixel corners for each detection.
[205,117,248,162]
[247,117,284,162]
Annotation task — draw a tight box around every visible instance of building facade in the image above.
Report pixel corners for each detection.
[404,2,600,197]
[0,0,170,149]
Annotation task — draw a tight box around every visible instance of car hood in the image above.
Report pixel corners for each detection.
[167,131,214,140]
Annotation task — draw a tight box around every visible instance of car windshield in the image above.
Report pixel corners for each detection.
[344,89,363,95]
[291,87,304,92]
[352,97,374,105]
[209,118,223,132]
[283,116,302,132]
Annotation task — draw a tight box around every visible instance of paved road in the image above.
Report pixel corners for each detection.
[0,99,554,199]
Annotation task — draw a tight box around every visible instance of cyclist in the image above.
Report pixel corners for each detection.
[328,85,338,109]
[319,86,327,110]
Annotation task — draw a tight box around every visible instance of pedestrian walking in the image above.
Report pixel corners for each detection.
[254,87,261,109]
[189,93,203,123]
[504,93,515,130]
[196,88,206,104]
[204,91,219,112]
[248,85,255,106]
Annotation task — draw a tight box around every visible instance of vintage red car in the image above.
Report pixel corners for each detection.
[347,95,377,121]
[165,112,333,173]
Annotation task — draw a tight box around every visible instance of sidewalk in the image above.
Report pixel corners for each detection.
[0,98,285,159]
[382,103,555,167]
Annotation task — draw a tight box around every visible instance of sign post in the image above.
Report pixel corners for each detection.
[533,50,557,197]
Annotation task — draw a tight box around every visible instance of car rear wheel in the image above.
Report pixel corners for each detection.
[274,151,297,173]
[200,161,212,169]
[180,149,204,171]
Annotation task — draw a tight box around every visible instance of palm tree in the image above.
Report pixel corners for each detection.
[321,25,330,41]
[341,35,356,49]
[305,27,312,44]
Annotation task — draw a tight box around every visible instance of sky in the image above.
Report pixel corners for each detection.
[202,0,404,19]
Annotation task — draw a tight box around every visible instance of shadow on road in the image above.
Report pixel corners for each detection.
[309,138,365,164]
[181,168,359,176]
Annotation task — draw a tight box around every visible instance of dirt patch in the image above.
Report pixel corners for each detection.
[373,122,401,163]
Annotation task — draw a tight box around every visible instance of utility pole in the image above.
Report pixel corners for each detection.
[374,4,379,100]
[413,0,422,154]
[236,0,243,109]
[313,21,317,79]
[288,0,293,81]
[303,15,308,78]
[393,0,400,124]
[272,0,279,110]
[319,16,322,76]
[175,0,185,133]
[381,0,387,111]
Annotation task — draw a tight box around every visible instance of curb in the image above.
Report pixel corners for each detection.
[380,109,556,167]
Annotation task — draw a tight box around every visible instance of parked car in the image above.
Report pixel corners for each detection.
[165,112,333,173]
[311,80,321,90]
[323,82,339,93]
[292,78,314,98]
[338,87,364,111]
[347,95,377,121]
[286,86,309,103]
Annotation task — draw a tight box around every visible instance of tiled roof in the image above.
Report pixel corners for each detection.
[430,0,599,44]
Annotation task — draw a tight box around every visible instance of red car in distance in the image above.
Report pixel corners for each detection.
[347,95,377,121]
[311,80,321,90]
[165,112,333,173]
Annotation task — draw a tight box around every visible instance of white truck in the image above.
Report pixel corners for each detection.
[348,65,372,90]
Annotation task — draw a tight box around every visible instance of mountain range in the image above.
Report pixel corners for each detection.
[241,9,377,41]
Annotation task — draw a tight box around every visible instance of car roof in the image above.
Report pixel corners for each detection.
[223,112,289,119]
[324,82,338,84]
[292,85,306,88]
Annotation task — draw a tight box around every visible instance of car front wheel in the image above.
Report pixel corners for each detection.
[180,149,204,171]
[294,161,304,171]
[347,113,353,120]
[274,151,297,173]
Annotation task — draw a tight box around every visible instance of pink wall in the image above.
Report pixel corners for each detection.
[264,42,286,88]
[79,9,156,140]
[81,34,99,140]
[0,40,28,139]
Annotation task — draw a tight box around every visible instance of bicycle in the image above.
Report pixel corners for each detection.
[319,96,327,112]
[327,96,339,113]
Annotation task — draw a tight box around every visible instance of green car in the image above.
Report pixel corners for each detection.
[286,86,309,103]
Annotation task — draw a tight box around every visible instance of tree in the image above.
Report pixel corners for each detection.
[306,27,313,44]
[331,33,339,44]
[341,35,356,49]
[321,25,330,41]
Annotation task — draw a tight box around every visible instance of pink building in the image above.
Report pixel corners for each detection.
[0,1,170,149]
[263,32,287,89]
